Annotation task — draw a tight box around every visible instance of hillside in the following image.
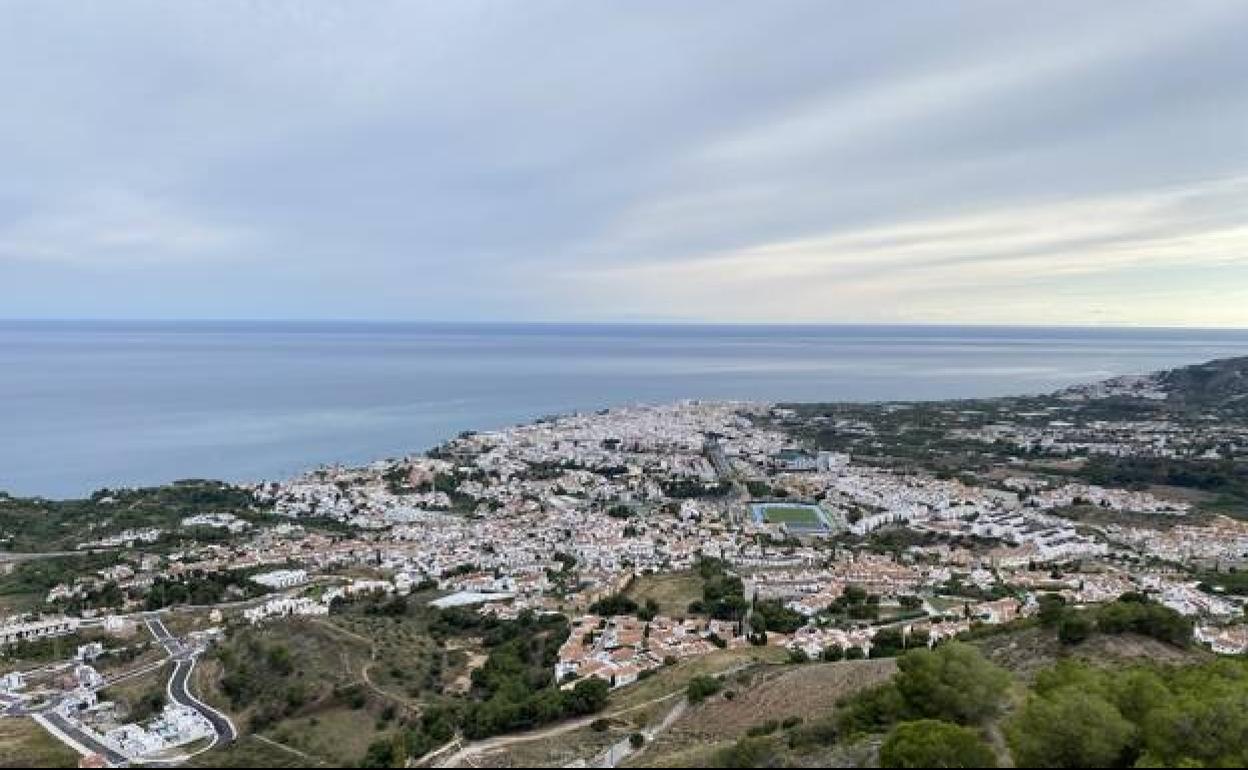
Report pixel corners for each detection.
[1063,355,1248,417]
[1158,355,1248,415]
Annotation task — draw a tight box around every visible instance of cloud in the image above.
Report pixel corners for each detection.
[0,1,1245,323]
[0,188,254,266]
[560,176,1248,325]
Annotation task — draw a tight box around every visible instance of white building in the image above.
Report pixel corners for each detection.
[250,569,308,590]
[0,616,80,646]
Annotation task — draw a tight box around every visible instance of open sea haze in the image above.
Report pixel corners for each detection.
[4,321,1248,498]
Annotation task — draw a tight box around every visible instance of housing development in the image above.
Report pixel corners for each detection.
[3,356,1248,767]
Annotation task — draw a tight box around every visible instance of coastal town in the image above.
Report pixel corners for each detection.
[2,357,1248,767]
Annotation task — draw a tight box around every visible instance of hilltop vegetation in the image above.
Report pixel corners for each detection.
[200,594,612,768]
[679,638,1248,769]
[630,594,1213,769]
[770,356,1248,513]
[1157,355,1248,417]
[0,479,266,552]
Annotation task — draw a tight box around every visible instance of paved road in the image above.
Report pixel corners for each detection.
[37,710,129,767]
[0,550,86,563]
[4,611,235,766]
[144,614,238,750]
[144,614,183,656]
[167,655,237,748]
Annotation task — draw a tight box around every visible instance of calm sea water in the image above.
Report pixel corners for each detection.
[4,321,1248,498]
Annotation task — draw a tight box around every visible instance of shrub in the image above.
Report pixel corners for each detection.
[880,720,998,768]
[687,675,723,704]
[713,735,780,768]
[1058,614,1094,645]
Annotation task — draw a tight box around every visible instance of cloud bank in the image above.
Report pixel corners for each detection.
[2,1,1246,324]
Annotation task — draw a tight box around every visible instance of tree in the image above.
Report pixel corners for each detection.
[898,594,924,610]
[871,627,907,658]
[893,643,1011,726]
[638,598,660,621]
[1140,692,1248,767]
[1007,688,1134,768]
[1037,593,1067,626]
[751,599,805,634]
[565,677,610,715]
[1057,614,1093,645]
[880,720,998,768]
[588,594,638,616]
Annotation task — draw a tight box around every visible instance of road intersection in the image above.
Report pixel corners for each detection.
[1,611,237,767]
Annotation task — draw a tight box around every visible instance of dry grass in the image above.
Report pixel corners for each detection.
[0,717,79,768]
[97,661,171,721]
[609,646,790,711]
[264,705,384,767]
[625,571,705,618]
[160,608,221,637]
[186,734,312,767]
[467,723,622,768]
[628,659,897,768]
[972,626,1211,680]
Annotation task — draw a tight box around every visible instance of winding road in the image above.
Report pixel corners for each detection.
[144,614,238,750]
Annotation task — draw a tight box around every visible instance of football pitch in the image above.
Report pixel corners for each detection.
[760,505,825,525]
[750,502,831,531]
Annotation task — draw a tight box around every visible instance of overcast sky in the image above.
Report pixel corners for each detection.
[2,1,1247,325]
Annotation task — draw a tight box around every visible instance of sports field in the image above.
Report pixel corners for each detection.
[760,505,824,525]
[750,502,831,531]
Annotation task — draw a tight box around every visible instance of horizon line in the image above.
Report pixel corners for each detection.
[3,317,1248,332]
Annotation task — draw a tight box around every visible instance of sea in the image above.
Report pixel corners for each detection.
[4,320,1248,499]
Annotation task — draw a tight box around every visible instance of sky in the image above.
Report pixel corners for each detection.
[1,1,1247,326]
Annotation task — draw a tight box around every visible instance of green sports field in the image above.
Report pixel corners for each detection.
[759,505,824,525]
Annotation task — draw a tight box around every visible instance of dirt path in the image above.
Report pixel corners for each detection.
[985,721,1015,768]
[431,691,683,767]
[594,696,688,768]
[314,618,416,709]
[253,733,331,766]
